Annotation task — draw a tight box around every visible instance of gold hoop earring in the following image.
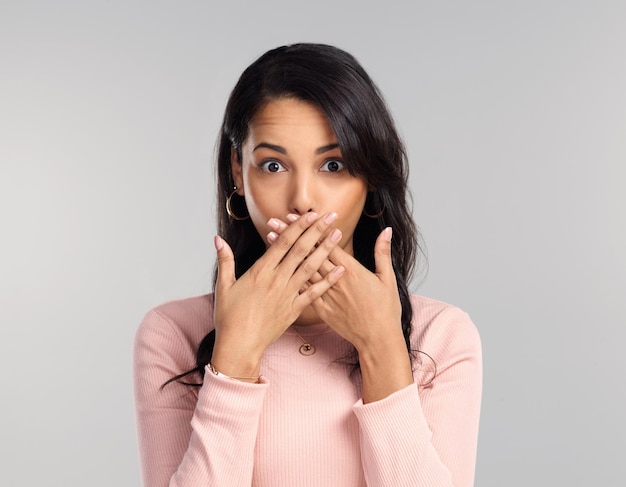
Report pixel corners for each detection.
[363,193,385,219]
[226,188,250,221]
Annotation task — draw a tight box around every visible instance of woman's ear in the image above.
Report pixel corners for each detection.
[230,147,244,195]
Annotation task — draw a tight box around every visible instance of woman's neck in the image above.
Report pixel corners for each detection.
[292,304,324,327]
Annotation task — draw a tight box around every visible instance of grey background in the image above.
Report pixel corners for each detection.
[1,1,624,485]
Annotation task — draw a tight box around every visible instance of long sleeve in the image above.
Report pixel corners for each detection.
[133,308,269,487]
[353,305,482,487]
[132,295,481,486]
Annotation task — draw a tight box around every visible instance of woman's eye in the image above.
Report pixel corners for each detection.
[321,159,344,172]
[260,160,285,173]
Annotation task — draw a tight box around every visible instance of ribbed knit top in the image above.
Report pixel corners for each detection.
[133,294,482,486]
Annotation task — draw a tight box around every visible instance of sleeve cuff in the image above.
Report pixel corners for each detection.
[353,383,432,444]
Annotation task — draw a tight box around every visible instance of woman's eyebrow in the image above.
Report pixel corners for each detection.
[252,142,340,155]
[316,143,339,154]
[253,142,287,154]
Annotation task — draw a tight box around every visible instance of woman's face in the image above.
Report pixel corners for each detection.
[232,97,368,255]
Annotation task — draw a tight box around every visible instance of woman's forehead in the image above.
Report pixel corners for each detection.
[245,98,337,147]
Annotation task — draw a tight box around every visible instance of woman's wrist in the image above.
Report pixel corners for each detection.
[211,336,264,379]
[357,329,413,403]
[352,319,404,357]
[207,363,260,383]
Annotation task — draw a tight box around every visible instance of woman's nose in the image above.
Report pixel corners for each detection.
[289,176,316,215]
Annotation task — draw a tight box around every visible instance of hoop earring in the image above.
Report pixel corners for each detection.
[226,188,250,221]
[363,192,385,219]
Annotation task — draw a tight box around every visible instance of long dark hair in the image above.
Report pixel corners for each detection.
[165,43,421,387]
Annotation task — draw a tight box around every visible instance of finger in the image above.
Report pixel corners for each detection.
[266,231,278,245]
[374,227,395,283]
[307,271,323,285]
[326,244,355,273]
[267,215,331,249]
[317,259,334,277]
[289,228,342,286]
[267,217,289,234]
[214,235,236,290]
[266,223,328,250]
[298,280,311,294]
[306,261,332,287]
[263,212,320,266]
[267,228,331,251]
[277,212,338,274]
[294,265,345,310]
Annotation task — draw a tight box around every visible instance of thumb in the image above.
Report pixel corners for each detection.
[214,235,236,290]
[374,227,395,283]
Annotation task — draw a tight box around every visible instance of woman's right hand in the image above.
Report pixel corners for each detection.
[210,212,344,379]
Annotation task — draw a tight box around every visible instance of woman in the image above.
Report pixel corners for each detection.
[134,43,481,487]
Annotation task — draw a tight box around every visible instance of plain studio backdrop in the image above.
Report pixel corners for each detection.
[1,1,624,485]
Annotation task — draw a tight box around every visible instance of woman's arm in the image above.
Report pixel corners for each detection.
[134,213,345,486]
[353,306,482,487]
[133,308,269,487]
[267,221,482,486]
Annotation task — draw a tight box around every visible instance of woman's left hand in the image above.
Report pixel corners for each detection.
[313,228,403,352]
[267,218,402,353]
[268,215,413,402]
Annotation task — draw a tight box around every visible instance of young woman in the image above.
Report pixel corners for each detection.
[133,43,482,487]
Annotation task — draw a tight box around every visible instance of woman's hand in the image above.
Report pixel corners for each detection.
[309,230,402,352]
[211,212,345,379]
[267,216,413,401]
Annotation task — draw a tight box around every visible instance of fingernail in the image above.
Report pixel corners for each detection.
[267,231,278,242]
[333,266,345,277]
[214,235,223,251]
[306,212,319,223]
[330,229,342,242]
[384,227,392,242]
[324,212,338,224]
[267,218,280,230]
[286,213,299,222]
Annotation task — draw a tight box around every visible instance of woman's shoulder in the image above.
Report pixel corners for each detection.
[409,294,477,331]
[134,293,215,358]
[408,294,481,365]
[409,294,473,323]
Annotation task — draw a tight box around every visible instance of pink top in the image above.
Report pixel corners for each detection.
[133,294,482,486]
